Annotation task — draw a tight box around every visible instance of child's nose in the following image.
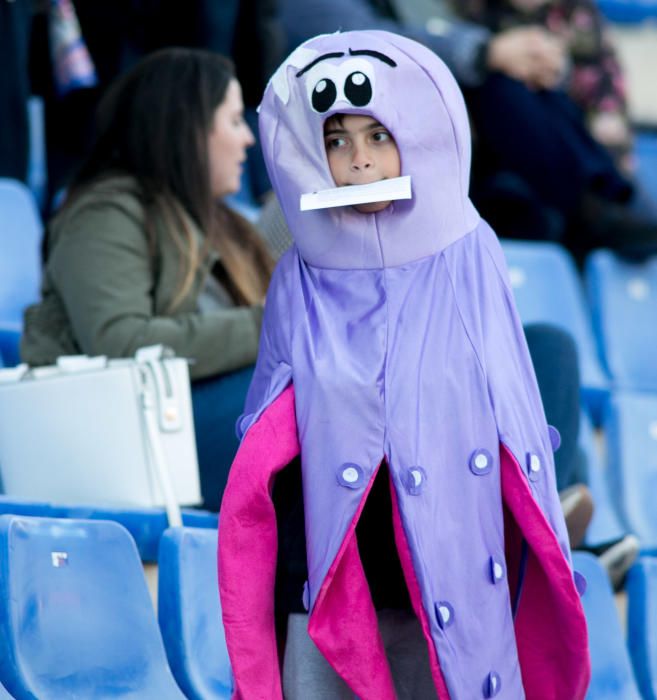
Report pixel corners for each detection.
[351,145,373,171]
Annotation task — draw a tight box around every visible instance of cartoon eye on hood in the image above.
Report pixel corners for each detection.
[297,50,397,114]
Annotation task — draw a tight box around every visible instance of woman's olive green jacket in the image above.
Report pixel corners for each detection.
[21,177,263,380]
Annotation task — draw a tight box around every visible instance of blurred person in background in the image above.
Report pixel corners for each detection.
[449,0,657,260]
[21,48,275,510]
[456,0,633,171]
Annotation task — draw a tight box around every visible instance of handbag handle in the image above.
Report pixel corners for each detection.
[140,362,183,527]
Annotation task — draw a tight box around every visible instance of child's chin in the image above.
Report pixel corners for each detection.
[353,200,392,214]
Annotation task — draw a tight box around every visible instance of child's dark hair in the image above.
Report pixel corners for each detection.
[323,113,345,132]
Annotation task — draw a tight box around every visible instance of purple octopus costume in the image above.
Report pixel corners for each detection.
[218,30,590,700]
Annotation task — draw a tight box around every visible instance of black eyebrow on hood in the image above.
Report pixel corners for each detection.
[296,52,345,77]
[295,48,398,77]
[348,48,397,67]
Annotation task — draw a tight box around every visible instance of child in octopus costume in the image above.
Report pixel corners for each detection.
[218,30,590,699]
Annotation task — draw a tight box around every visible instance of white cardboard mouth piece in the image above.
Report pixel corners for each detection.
[300,175,412,211]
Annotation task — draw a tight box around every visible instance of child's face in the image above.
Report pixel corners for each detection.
[324,114,401,214]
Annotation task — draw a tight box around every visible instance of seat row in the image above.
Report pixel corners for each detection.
[1,515,657,699]
[0,516,231,699]
[0,497,217,562]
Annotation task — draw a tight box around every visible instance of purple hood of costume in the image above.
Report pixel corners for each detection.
[220,31,589,700]
[257,29,479,269]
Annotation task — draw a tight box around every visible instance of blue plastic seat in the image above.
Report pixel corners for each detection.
[587,250,657,392]
[158,527,232,699]
[0,496,217,562]
[627,556,657,699]
[0,515,186,699]
[0,179,42,366]
[27,96,47,211]
[603,391,657,548]
[572,551,641,699]
[501,240,609,418]
[636,132,657,208]
[596,0,657,23]
[579,408,626,546]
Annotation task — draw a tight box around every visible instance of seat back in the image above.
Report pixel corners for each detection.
[579,408,626,546]
[158,527,232,699]
[0,515,185,699]
[0,496,218,563]
[27,96,47,211]
[627,556,657,700]
[0,179,42,365]
[0,179,42,323]
[572,551,641,699]
[636,132,657,207]
[587,250,657,392]
[603,391,657,547]
[502,240,608,418]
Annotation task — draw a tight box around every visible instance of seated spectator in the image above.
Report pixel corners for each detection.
[455,0,633,170]
[21,48,275,510]
[449,0,657,258]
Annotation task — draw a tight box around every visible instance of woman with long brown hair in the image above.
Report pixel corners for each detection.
[21,47,275,509]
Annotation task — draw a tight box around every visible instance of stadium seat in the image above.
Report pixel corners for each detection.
[572,551,642,699]
[636,131,657,208]
[596,0,657,23]
[0,515,186,699]
[603,390,657,549]
[580,408,626,546]
[501,240,609,419]
[0,496,217,562]
[587,250,657,392]
[27,96,47,212]
[627,556,657,699]
[158,527,232,699]
[0,179,42,366]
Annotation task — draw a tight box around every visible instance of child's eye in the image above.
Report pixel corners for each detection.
[372,130,391,143]
[325,137,347,150]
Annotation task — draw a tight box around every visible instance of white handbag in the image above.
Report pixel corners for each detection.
[0,345,201,526]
